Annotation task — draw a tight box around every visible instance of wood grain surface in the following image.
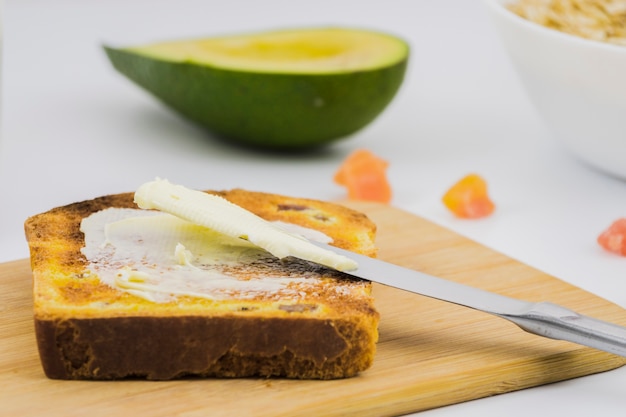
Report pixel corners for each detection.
[2,202,625,417]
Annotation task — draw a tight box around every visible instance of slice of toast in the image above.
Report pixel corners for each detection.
[24,189,380,380]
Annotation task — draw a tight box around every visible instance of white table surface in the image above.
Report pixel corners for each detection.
[2,0,625,415]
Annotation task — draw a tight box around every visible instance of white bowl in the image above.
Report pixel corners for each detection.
[484,0,626,179]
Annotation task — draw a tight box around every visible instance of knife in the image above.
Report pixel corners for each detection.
[306,241,626,358]
[134,179,626,358]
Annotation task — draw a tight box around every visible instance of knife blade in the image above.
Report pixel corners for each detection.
[305,241,626,358]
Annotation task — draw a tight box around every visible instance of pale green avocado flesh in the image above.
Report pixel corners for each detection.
[104,27,409,150]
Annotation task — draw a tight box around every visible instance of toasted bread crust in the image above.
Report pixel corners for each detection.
[25,189,379,380]
[35,314,376,380]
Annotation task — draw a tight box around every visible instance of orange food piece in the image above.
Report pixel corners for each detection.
[334,149,392,203]
[597,218,626,256]
[442,174,495,219]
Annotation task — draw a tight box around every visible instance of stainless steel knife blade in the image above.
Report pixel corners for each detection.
[305,241,626,358]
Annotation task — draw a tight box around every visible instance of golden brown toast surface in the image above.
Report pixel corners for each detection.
[24,189,380,380]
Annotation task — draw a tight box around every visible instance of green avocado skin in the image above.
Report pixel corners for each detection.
[104,46,408,150]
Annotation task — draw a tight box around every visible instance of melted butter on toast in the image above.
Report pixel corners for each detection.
[80,207,355,303]
[134,178,357,271]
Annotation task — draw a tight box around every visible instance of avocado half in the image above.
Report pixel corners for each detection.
[104,27,409,150]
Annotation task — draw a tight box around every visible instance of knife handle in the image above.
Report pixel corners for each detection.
[498,302,626,358]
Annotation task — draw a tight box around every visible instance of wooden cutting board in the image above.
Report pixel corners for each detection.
[2,202,626,417]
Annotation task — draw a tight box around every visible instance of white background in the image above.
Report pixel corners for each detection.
[2,0,626,415]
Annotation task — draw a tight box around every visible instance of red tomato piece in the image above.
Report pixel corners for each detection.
[334,149,392,203]
[597,218,626,256]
